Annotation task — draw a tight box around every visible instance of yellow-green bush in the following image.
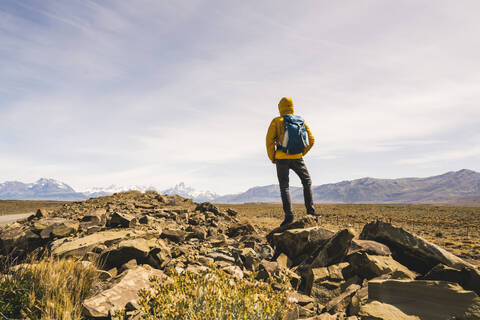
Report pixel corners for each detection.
[0,256,100,320]
[137,267,293,320]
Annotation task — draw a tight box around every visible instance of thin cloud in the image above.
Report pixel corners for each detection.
[397,146,480,165]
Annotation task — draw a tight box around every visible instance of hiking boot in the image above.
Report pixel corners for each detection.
[280,215,294,227]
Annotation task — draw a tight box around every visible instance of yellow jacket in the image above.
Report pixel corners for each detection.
[266,97,315,161]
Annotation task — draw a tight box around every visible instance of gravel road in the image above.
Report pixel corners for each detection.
[0,213,32,225]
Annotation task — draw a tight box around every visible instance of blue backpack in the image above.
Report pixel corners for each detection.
[279,115,308,154]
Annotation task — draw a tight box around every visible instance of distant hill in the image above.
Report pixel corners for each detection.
[214,169,480,204]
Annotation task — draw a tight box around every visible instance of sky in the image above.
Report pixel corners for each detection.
[1,0,480,194]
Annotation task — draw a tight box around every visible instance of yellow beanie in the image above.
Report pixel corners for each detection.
[278,97,294,116]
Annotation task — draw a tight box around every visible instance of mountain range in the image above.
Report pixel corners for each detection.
[1,169,480,204]
[0,179,217,202]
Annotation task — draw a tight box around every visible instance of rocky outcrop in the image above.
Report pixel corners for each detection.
[1,190,478,320]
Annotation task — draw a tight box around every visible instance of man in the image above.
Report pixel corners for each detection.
[266,97,319,226]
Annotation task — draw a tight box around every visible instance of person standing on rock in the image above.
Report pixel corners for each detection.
[266,97,320,226]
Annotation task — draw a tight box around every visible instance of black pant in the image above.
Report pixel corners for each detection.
[275,158,315,217]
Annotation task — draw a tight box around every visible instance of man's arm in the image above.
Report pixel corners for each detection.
[303,122,315,156]
[266,119,277,162]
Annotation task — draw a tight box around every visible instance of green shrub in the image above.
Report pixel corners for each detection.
[0,271,32,317]
[137,267,293,320]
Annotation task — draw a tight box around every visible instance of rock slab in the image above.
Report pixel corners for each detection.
[368,279,480,320]
[82,266,165,318]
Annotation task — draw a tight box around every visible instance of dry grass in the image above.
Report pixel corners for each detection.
[0,256,100,319]
[218,203,480,265]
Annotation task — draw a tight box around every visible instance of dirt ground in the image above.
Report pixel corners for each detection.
[0,200,65,216]
[218,203,480,266]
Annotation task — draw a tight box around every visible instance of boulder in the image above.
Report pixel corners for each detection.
[51,230,139,257]
[99,238,163,269]
[188,213,205,226]
[324,283,361,314]
[0,226,41,255]
[358,301,420,320]
[461,266,480,296]
[348,282,368,315]
[360,221,474,274]
[266,216,318,243]
[255,259,300,289]
[206,251,235,264]
[276,253,292,269]
[301,262,352,303]
[237,247,258,271]
[368,279,480,320]
[35,208,49,218]
[134,202,155,209]
[348,252,417,280]
[302,262,350,292]
[81,208,106,226]
[82,265,166,318]
[226,221,257,238]
[33,217,69,232]
[226,208,238,217]
[186,226,207,240]
[420,264,480,296]
[195,202,220,214]
[349,239,391,256]
[39,220,79,239]
[269,226,335,264]
[107,212,136,228]
[308,229,355,268]
[160,228,187,242]
[419,263,465,284]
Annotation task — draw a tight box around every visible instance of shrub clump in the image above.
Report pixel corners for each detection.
[137,267,293,320]
[0,256,100,320]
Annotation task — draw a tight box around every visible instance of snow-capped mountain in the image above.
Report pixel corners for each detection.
[82,182,218,202]
[161,182,219,202]
[81,184,158,197]
[0,178,86,200]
